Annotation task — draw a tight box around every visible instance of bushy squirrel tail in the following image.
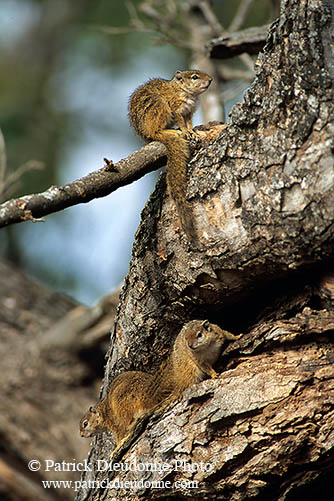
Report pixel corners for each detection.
[156,130,198,243]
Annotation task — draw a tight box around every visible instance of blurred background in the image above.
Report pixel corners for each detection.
[0,0,275,305]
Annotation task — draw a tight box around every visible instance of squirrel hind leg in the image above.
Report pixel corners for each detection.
[110,434,130,460]
[207,368,218,379]
[109,411,151,460]
[199,363,218,380]
[153,393,179,414]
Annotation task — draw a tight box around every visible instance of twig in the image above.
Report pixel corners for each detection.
[228,0,256,33]
[198,0,223,35]
[0,129,45,203]
[0,160,45,202]
[217,63,254,81]
[0,128,7,196]
[221,81,250,102]
[240,52,256,71]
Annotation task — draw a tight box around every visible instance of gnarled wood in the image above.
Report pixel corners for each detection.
[75,0,334,499]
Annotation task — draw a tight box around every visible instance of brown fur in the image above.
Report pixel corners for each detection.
[80,321,239,449]
[129,70,212,241]
[80,371,158,444]
[157,320,240,399]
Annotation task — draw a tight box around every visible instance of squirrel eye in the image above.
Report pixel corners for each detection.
[196,331,202,339]
[192,74,199,80]
[83,420,88,428]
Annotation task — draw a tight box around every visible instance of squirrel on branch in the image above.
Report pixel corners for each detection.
[128,70,212,242]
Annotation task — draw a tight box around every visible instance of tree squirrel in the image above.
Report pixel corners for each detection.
[156,320,240,399]
[129,70,212,242]
[80,320,238,449]
[80,371,160,455]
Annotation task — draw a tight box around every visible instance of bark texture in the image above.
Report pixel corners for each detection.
[76,1,334,499]
[0,142,166,227]
[207,24,270,58]
[81,307,334,500]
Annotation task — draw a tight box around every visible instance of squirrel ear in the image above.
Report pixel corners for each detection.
[202,320,210,330]
[89,406,96,413]
[174,70,182,80]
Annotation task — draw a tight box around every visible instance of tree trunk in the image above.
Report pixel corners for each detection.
[76,0,334,499]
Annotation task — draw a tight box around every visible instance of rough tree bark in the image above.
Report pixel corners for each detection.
[76,0,334,499]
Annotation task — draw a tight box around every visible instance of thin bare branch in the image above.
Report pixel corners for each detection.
[240,52,256,71]
[1,160,45,200]
[221,80,249,102]
[0,128,7,195]
[139,1,162,22]
[217,63,254,81]
[198,0,224,35]
[139,1,195,50]
[0,123,227,229]
[228,0,256,33]
[0,130,45,203]
[0,142,167,228]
